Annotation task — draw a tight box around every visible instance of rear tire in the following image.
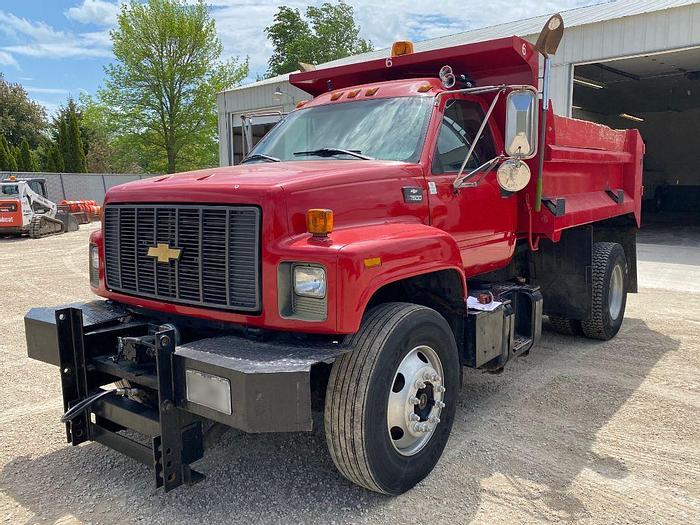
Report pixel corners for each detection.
[548,317,582,336]
[581,242,627,340]
[324,303,460,495]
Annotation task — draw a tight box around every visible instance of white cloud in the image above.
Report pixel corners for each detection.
[210,0,604,81]
[0,0,605,83]
[0,50,19,68]
[35,99,60,116]
[65,0,120,26]
[0,10,112,60]
[25,86,71,95]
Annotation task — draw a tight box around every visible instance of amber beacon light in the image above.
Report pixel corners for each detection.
[306,209,334,237]
[391,40,414,57]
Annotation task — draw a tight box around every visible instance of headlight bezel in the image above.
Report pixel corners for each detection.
[293,264,327,299]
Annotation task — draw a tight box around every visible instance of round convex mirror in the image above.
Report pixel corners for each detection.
[497,159,531,192]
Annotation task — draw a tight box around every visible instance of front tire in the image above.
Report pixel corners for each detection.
[581,242,628,340]
[324,303,460,495]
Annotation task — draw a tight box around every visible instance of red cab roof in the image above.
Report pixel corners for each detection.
[290,36,540,96]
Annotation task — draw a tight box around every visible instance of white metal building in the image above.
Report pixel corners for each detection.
[217,0,700,213]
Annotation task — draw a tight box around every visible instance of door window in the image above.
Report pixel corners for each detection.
[28,180,47,198]
[432,100,496,174]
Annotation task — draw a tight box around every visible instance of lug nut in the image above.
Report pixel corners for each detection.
[431,373,441,383]
[436,385,446,393]
[414,423,430,433]
[409,396,420,405]
[435,400,446,409]
[415,380,426,390]
[429,416,441,424]
[409,413,420,422]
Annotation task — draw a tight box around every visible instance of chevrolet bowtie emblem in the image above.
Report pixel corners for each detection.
[147,243,182,263]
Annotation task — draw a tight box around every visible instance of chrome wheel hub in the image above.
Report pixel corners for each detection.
[609,263,624,320]
[387,345,445,456]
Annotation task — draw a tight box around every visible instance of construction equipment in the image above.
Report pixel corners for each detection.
[0,176,80,238]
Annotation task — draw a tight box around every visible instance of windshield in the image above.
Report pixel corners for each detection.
[248,97,432,163]
[0,184,19,196]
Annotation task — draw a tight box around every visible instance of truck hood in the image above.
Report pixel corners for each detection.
[108,160,414,194]
[104,160,429,236]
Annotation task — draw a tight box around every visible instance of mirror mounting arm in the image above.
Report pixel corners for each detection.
[453,155,506,191]
[452,87,507,188]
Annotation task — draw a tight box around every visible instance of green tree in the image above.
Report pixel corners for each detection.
[67,103,87,172]
[46,142,65,173]
[10,146,20,172]
[0,136,10,171]
[18,138,33,172]
[0,142,7,172]
[79,93,117,173]
[265,2,373,77]
[52,99,87,173]
[0,74,47,148]
[5,149,18,172]
[100,0,248,173]
[57,120,69,172]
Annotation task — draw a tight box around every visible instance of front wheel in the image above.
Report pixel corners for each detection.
[324,303,460,495]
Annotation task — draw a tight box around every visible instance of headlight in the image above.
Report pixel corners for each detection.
[89,244,99,287]
[293,265,326,298]
[90,244,99,270]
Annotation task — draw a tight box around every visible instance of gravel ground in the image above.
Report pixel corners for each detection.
[0,224,698,524]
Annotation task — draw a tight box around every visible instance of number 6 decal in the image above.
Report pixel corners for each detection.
[385,57,393,68]
[522,43,527,56]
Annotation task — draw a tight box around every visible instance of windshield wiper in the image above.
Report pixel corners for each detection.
[241,153,281,164]
[293,148,374,160]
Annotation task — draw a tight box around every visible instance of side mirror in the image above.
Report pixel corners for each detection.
[504,89,538,159]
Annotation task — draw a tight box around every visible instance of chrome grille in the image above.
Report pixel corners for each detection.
[104,204,260,312]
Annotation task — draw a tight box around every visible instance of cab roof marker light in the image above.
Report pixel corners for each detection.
[391,40,414,57]
[365,87,379,96]
[347,89,361,98]
[417,84,433,93]
[573,77,604,89]
[330,91,344,101]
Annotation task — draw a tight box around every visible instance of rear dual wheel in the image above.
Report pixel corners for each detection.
[546,242,628,341]
[324,303,459,495]
[581,242,628,340]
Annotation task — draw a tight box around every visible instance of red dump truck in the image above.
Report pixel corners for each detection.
[25,16,643,495]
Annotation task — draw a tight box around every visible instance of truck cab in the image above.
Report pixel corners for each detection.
[24,25,643,495]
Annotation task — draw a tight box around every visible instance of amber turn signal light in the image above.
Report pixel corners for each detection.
[306,209,333,237]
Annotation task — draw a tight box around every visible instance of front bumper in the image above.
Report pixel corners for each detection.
[25,300,348,491]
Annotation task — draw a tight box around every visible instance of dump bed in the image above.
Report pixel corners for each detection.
[523,108,644,241]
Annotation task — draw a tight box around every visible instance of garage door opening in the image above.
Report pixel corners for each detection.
[229,112,283,166]
[572,48,700,229]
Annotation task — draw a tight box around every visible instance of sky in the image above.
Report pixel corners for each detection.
[0,0,605,115]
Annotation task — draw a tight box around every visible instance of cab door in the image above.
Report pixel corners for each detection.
[426,97,517,277]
